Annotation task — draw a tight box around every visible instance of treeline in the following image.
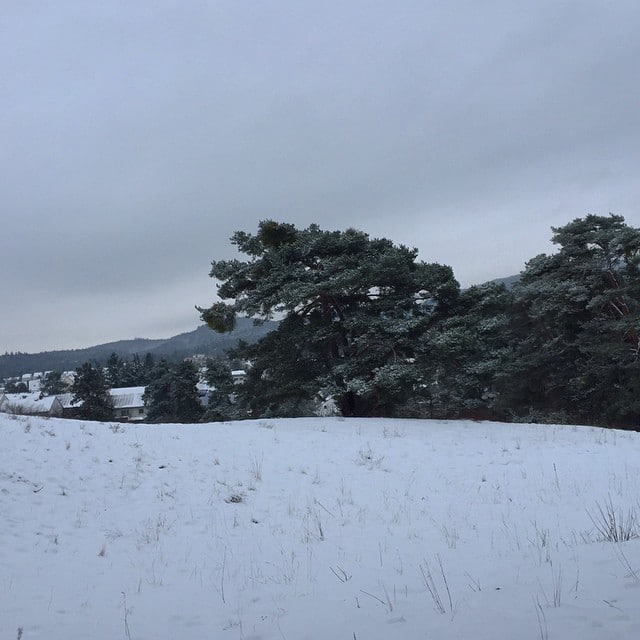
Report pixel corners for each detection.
[28,214,640,429]
[197,214,640,428]
[65,354,239,424]
[0,320,276,380]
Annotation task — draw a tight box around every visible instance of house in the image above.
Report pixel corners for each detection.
[231,369,246,384]
[109,387,147,422]
[196,381,215,407]
[60,371,76,387]
[55,392,81,418]
[18,372,47,392]
[57,387,147,421]
[0,392,64,417]
[0,384,147,422]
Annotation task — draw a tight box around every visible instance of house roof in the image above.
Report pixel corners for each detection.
[57,387,146,411]
[109,386,146,409]
[56,393,80,409]
[0,392,62,414]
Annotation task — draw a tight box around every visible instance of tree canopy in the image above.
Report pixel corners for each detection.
[199,220,459,416]
[199,215,640,427]
[143,359,203,423]
[71,363,113,421]
[502,214,640,425]
[40,371,68,396]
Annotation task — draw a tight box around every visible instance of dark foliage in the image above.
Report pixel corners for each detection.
[201,215,640,427]
[203,359,243,421]
[143,359,204,423]
[70,363,113,421]
[499,214,640,427]
[200,220,459,417]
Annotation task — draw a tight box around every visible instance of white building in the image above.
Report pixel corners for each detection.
[109,387,147,421]
[0,392,63,417]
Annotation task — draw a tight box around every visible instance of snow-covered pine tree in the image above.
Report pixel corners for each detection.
[418,281,514,419]
[502,214,640,426]
[199,221,459,417]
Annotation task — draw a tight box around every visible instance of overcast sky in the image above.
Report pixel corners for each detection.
[2,1,639,354]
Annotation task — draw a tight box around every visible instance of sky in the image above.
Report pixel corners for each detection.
[2,1,640,354]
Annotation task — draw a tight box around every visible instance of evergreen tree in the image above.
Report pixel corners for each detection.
[129,353,155,386]
[105,352,126,388]
[228,320,328,417]
[143,359,174,422]
[418,282,514,419]
[501,214,640,425]
[143,359,203,423]
[71,363,113,421]
[171,360,204,423]
[4,379,28,393]
[40,371,67,396]
[198,220,459,417]
[204,359,241,421]
[105,352,154,387]
[142,353,156,383]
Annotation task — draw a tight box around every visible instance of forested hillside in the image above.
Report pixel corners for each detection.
[0,318,276,379]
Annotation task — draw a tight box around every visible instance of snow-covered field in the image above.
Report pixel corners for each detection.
[1,414,639,640]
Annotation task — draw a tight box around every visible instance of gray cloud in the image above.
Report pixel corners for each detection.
[2,1,639,352]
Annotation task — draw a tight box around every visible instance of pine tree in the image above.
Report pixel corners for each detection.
[203,359,241,421]
[71,363,113,421]
[105,352,126,388]
[4,379,28,393]
[105,352,154,387]
[198,221,459,417]
[501,214,640,425]
[40,371,67,396]
[143,359,203,423]
[143,359,175,423]
[171,361,204,423]
[418,282,514,419]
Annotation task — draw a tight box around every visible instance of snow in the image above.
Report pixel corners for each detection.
[0,392,61,415]
[109,387,146,407]
[1,414,639,639]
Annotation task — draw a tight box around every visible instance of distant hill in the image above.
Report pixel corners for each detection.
[1,276,522,380]
[0,318,277,379]
[490,274,520,289]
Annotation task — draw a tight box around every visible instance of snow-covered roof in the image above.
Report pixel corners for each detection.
[0,392,62,414]
[56,393,80,409]
[109,386,146,409]
[57,388,146,411]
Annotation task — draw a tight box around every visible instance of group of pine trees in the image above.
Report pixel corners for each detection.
[63,353,238,424]
[33,214,640,428]
[198,214,640,428]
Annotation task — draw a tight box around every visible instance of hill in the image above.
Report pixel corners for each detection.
[1,275,520,380]
[1,414,638,638]
[490,274,519,289]
[0,318,277,379]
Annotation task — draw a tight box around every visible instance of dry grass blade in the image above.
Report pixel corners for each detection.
[586,496,640,542]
